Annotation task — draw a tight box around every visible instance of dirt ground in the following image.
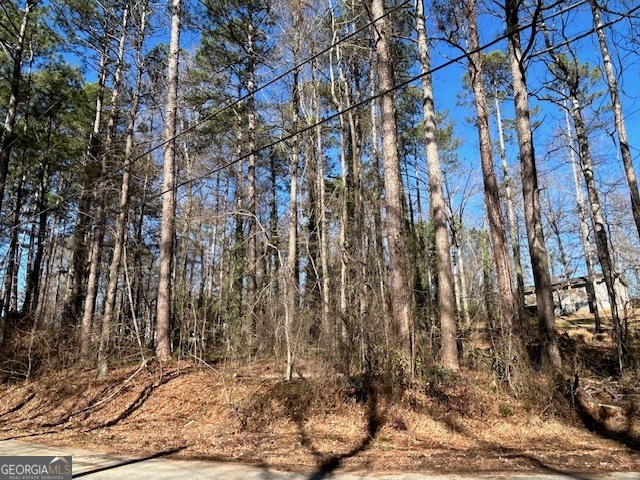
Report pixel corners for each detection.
[0,358,639,477]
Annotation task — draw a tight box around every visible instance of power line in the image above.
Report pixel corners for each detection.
[12,0,639,227]
[153,0,635,200]
[94,0,413,190]
[8,0,411,229]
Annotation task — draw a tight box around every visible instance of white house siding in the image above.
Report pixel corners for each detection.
[524,276,630,315]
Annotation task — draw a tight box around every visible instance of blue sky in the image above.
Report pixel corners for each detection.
[49,0,640,288]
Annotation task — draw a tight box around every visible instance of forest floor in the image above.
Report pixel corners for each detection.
[0,325,639,476]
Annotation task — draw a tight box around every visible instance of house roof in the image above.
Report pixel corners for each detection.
[524,275,628,295]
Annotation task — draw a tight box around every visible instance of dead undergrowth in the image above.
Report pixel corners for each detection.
[0,352,638,476]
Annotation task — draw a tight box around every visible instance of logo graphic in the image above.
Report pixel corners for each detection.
[0,456,72,480]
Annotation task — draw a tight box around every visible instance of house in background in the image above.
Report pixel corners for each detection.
[524,276,630,316]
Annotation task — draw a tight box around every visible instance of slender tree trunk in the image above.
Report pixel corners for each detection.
[415,0,458,370]
[346,82,367,365]
[544,192,574,313]
[285,71,301,380]
[543,27,625,368]
[466,0,518,340]
[0,175,25,345]
[97,5,146,374]
[268,157,279,297]
[568,93,625,370]
[449,215,470,326]
[63,48,109,327]
[338,45,365,351]
[285,150,298,381]
[0,0,34,217]
[246,20,258,350]
[371,0,412,358]
[565,106,602,331]
[317,125,330,340]
[310,63,330,338]
[369,60,390,337]
[328,38,349,343]
[589,0,640,241]
[36,209,62,325]
[132,165,150,330]
[156,0,181,362]
[86,5,130,366]
[505,0,561,372]
[305,133,321,316]
[495,95,525,321]
[232,124,245,328]
[457,234,471,326]
[22,168,48,314]
[480,225,495,328]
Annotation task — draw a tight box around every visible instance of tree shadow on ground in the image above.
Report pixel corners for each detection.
[85,367,190,431]
[0,430,58,441]
[41,385,114,428]
[295,376,382,480]
[0,386,99,430]
[0,364,193,438]
[264,376,383,480]
[0,365,147,431]
[71,446,186,478]
[571,378,640,452]
[436,413,603,480]
[0,391,35,420]
[424,377,627,480]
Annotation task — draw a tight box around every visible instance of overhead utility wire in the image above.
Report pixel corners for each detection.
[92,0,413,189]
[154,0,634,200]
[9,0,410,229]
[15,0,638,223]
[531,3,640,59]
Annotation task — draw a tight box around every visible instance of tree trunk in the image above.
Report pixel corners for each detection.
[246,43,258,352]
[97,4,146,374]
[543,28,625,369]
[156,0,182,363]
[336,40,365,355]
[310,63,330,339]
[305,132,321,316]
[495,94,525,321]
[589,0,640,242]
[371,0,412,358]
[544,192,574,314]
[415,0,458,370]
[505,0,561,372]
[22,168,48,315]
[0,0,34,217]
[466,0,518,339]
[565,106,602,332]
[0,175,25,345]
[480,226,495,328]
[284,70,301,380]
[449,215,470,326]
[285,144,298,381]
[328,37,349,344]
[87,5,130,367]
[369,58,390,340]
[63,48,109,328]
[568,93,625,370]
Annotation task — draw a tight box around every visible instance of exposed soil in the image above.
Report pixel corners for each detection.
[0,357,639,477]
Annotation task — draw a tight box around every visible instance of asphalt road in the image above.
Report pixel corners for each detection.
[0,440,638,480]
